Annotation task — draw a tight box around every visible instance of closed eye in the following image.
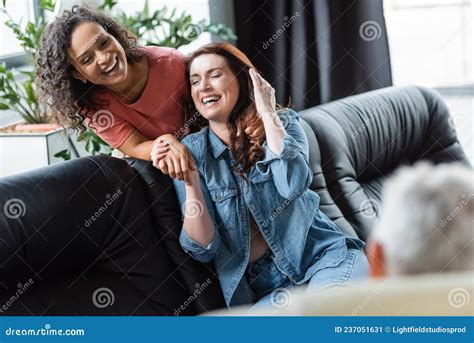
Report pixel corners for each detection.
[100,38,109,48]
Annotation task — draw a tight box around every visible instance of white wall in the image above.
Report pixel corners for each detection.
[384,0,473,87]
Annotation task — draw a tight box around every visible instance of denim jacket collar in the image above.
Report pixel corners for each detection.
[207,127,228,159]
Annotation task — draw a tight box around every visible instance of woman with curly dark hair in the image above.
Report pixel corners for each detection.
[170,43,369,309]
[37,5,196,182]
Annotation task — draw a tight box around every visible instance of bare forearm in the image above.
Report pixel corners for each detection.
[122,140,154,160]
[183,183,216,246]
[261,111,286,155]
[116,129,157,160]
[249,68,286,155]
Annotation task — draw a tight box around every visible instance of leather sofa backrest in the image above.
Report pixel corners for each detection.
[299,86,470,240]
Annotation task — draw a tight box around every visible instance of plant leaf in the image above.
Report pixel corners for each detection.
[39,0,55,12]
[98,0,117,11]
[23,80,37,105]
[54,149,71,161]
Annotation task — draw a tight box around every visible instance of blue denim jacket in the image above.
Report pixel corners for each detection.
[173,109,364,307]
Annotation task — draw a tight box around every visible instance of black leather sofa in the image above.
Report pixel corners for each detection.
[0,86,470,315]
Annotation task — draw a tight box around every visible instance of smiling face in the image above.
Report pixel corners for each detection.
[189,53,240,124]
[68,21,128,86]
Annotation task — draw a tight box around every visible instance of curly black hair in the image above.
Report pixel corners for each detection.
[36,5,144,131]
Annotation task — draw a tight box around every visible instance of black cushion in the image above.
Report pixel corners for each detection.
[124,158,225,313]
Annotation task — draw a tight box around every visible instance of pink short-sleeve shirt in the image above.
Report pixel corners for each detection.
[86,46,187,148]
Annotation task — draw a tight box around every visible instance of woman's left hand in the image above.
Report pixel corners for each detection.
[249,69,285,155]
[249,68,277,117]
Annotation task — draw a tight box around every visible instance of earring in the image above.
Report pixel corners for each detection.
[81,78,87,84]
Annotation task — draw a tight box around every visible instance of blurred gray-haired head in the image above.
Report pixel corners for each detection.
[370,162,474,275]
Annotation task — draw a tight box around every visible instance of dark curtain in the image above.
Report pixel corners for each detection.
[233,0,392,110]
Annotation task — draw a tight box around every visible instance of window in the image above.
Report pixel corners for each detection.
[384,0,473,163]
[384,0,472,87]
[0,0,36,58]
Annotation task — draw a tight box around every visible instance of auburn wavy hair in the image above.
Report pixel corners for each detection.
[186,43,274,174]
[36,5,144,131]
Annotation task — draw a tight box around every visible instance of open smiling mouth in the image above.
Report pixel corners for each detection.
[102,57,119,77]
[202,95,222,107]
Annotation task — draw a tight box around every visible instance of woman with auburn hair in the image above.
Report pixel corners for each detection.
[169,42,369,308]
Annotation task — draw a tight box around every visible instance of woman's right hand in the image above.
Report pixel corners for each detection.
[151,134,196,184]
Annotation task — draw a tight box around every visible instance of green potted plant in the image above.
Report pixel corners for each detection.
[0,0,235,175]
[0,0,71,177]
